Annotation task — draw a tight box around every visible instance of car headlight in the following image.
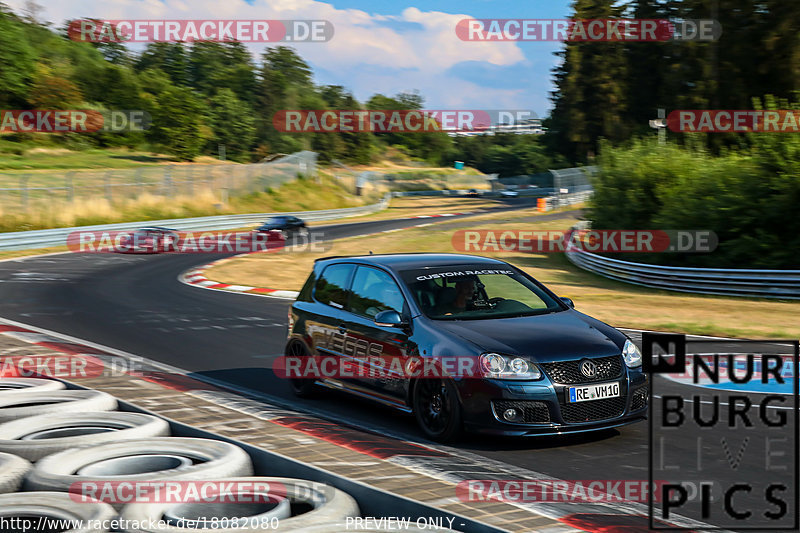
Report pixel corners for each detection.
[479,353,541,380]
[623,339,642,368]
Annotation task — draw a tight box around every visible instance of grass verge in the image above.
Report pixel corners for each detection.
[204,209,800,339]
[311,196,506,226]
[0,147,184,172]
[0,174,379,232]
[0,247,68,262]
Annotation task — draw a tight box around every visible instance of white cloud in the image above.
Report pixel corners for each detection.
[11,0,531,108]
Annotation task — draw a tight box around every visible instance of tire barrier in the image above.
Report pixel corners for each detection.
[0,452,31,493]
[119,477,360,532]
[0,377,463,531]
[0,377,66,395]
[25,437,253,497]
[0,412,170,461]
[0,389,117,422]
[0,491,116,532]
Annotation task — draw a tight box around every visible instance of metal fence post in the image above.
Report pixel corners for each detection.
[104,171,113,203]
[20,175,29,212]
[66,173,74,203]
[164,166,173,199]
[222,173,232,205]
[249,165,257,194]
[133,168,142,198]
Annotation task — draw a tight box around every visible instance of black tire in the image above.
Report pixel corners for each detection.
[412,378,462,443]
[0,411,171,461]
[24,437,253,503]
[0,378,65,395]
[0,390,117,422]
[286,342,317,398]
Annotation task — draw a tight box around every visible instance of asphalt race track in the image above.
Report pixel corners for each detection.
[0,200,796,531]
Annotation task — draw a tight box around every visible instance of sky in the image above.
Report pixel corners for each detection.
[9,0,573,116]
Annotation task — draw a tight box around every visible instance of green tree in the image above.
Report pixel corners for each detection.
[28,74,83,108]
[207,89,256,161]
[147,86,208,160]
[366,92,452,163]
[0,8,35,106]
[136,42,189,86]
[547,0,629,162]
[188,42,257,103]
[445,134,555,177]
[255,47,316,155]
[590,125,800,269]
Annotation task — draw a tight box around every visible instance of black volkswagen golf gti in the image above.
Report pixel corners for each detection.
[285,253,648,442]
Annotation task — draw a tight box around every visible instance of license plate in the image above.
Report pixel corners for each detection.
[568,381,620,403]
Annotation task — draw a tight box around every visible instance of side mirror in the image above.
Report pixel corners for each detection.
[560,297,575,309]
[374,310,407,328]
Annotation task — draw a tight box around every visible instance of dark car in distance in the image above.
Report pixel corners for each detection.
[285,253,648,442]
[118,227,179,253]
[255,216,307,239]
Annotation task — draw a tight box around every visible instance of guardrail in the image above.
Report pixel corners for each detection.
[0,195,390,252]
[393,188,553,198]
[566,238,800,299]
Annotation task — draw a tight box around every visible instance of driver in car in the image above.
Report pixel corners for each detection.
[437,278,477,316]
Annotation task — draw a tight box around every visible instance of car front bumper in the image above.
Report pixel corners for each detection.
[456,370,648,436]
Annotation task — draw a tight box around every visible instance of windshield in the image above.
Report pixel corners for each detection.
[265,217,287,225]
[400,265,562,320]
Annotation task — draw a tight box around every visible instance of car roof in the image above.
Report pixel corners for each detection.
[315,253,510,272]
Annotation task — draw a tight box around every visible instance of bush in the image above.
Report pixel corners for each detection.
[589,137,799,268]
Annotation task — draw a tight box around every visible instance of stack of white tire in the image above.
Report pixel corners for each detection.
[0,377,403,532]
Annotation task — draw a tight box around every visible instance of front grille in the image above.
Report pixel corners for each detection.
[493,400,551,423]
[631,386,648,411]
[561,397,626,423]
[541,355,623,384]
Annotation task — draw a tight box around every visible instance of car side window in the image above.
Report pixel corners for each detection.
[349,266,406,319]
[314,264,354,309]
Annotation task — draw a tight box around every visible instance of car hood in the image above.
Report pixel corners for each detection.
[432,310,623,362]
